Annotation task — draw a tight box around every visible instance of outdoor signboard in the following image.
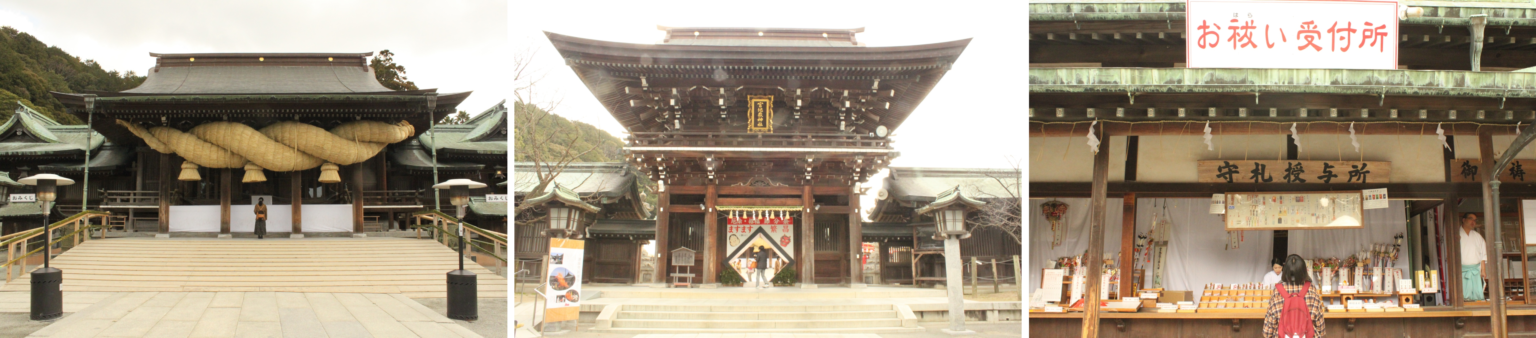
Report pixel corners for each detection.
[486,194,509,202]
[8,194,35,203]
[544,238,584,323]
[1186,0,1399,69]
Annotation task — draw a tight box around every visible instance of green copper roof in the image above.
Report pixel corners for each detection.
[420,101,507,155]
[0,171,19,187]
[521,183,600,213]
[1030,68,1536,98]
[1030,1,1536,26]
[0,202,44,218]
[387,140,485,171]
[468,196,508,216]
[0,103,103,157]
[914,186,988,215]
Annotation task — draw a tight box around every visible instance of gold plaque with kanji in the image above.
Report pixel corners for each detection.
[747,95,773,133]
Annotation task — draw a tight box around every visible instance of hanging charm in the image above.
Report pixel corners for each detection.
[1041,200,1070,249]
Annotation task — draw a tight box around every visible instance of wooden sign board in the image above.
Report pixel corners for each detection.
[1449,159,1536,183]
[1199,161,1389,184]
[671,247,696,266]
[1224,191,1366,231]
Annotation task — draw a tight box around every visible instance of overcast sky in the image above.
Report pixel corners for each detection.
[0,0,508,115]
[512,0,1026,170]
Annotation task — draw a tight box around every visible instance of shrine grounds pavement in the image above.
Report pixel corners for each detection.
[0,291,507,337]
[523,323,1023,338]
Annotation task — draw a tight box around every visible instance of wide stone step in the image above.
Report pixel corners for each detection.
[619,304,893,312]
[590,327,924,334]
[611,318,905,329]
[617,310,897,320]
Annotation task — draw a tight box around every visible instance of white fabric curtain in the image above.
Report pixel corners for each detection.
[1147,198,1275,294]
[1027,198,1128,292]
[1287,200,1410,271]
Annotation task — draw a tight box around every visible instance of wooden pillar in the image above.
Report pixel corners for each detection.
[291,171,303,235]
[220,169,231,235]
[1443,135,1464,308]
[1119,193,1136,298]
[704,183,718,284]
[352,164,363,233]
[801,185,816,285]
[849,185,863,285]
[1082,129,1111,338]
[1478,131,1509,337]
[158,153,171,234]
[654,189,670,285]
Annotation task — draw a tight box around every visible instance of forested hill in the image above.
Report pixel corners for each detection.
[513,101,626,162]
[0,26,147,124]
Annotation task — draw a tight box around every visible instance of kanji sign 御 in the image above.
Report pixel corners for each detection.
[1449,159,1536,183]
[1198,160,1391,184]
[1186,0,1399,69]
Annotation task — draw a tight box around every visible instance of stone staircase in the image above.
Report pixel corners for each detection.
[603,303,918,333]
[0,237,507,299]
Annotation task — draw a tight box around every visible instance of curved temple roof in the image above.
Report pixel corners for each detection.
[127,52,393,94]
[545,31,969,133]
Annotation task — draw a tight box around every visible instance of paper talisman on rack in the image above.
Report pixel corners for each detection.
[1223,191,1366,231]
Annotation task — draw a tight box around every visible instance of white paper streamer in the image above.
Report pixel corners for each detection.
[1086,120,1101,154]
[1349,122,1361,153]
[1290,123,1302,154]
[1437,123,1451,151]
[1203,121,1214,150]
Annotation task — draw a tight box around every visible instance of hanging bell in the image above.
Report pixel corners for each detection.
[178,161,202,181]
[242,163,267,183]
[318,162,341,183]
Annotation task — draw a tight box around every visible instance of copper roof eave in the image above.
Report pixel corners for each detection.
[148,52,375,58]
[545,31,970,61]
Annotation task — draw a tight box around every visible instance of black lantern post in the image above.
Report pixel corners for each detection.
[19,173,74,321]
[433,178,486,321]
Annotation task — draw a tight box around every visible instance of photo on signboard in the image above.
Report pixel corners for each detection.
[548,267,576,291]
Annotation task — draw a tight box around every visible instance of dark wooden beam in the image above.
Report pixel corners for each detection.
[1030,120,1523,137]
[158,153,170,235]
[352,164,363,233]
[655,189,671,285]
[716,198,803,207]
[801,185,816,285]
[221,168,231,235]
[291,172,302,235]
[670,185,850,196]
[849,184,863,286]
[1119,193,1136,299]
[1027,182,1536,199]
[704,183,718,285]
[1083,128,1111,337]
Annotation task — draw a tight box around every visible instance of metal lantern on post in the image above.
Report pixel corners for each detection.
[545,205,578,239]
[433,178,486,321]
[915,187,984,336]
[19,173,74,321]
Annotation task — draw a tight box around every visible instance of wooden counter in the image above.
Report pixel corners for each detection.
[1030,306,1536,337]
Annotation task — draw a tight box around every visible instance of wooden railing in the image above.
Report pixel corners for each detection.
[628,131,892,149]
[100,190,160,208]
[363,190,425,206]
[410,210,507,277]
[3,211,111,282]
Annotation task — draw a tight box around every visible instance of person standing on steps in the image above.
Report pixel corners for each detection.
[254,198,268,239]
[754,246,771,288]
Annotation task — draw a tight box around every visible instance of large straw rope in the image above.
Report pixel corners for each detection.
[116,119,415,172]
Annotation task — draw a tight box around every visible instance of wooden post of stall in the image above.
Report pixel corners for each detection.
[1082,129,1111,338]
[1119,193,1136,299]
[704,183,718,285]
[352,164,364,234]
[1443,135,1464,308]
[654,188,671,286]
[1479,132,1509,337]
[850,184,864,286]
[158,153,171,236]
[801,185,817,286]
[220,169,231,236]
[291,172,303,237]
